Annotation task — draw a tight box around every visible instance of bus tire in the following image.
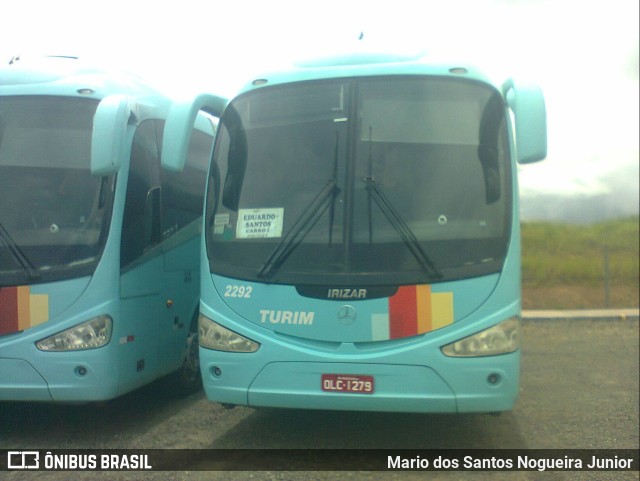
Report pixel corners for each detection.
[167,318,202,395]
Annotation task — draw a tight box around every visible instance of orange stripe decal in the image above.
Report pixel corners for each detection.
[374,285,454,341]
[416,284,432,334]
[0,286,49,334]
[17,286,31,331]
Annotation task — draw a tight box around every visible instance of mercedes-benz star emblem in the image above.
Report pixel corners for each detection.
[337,305,357,324]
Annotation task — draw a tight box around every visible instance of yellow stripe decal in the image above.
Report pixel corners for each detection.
[29,293,49,326]
[431,292,454,330]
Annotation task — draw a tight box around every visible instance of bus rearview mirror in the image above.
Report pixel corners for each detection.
[162,93,228,172]
[503,80,547,164]
[91,95,131,175]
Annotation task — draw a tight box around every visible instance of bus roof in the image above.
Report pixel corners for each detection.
[238,52,498,95]
[0,55,161,100]
[1,55,217,138]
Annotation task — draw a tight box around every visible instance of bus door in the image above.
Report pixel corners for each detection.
[118,119,166,389]
[159,125,214,374]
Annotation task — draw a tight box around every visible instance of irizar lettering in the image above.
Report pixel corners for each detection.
[327,288,367,299]
[259,309,314,325]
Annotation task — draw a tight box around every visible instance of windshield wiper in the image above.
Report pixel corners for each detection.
[328,130,340,246]
[258,180,339,280]
[363,178,442,280]
[258,131,341,280]
[0,221,41,282]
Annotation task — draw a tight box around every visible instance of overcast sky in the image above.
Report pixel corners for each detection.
[1,0,638,201]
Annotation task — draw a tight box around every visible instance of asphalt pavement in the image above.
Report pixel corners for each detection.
[522,308,639,321]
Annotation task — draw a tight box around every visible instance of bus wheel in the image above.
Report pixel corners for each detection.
[182,328,202,391]
[168,325,202,395]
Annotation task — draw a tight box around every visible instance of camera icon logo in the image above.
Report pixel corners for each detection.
[7,451,40,469]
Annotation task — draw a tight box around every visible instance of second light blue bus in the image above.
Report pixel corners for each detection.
[0,56,215,401]
[162,52,547,413]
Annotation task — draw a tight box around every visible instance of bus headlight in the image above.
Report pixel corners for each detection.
[199,314,260,352]
[36,315,112,351]
[441,317,520,357]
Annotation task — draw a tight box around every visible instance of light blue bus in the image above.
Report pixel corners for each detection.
[0,56,215,401]
[162,53,547,413]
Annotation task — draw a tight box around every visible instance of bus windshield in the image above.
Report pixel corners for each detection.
[206,76,511,286]
[0,96,113,285]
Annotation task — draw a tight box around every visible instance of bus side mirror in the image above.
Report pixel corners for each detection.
[503,80,547,164]
[162,93,228,172]
[91,95,132,175]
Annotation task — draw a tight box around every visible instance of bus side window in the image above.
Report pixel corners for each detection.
[161,127,212,239]
[121,120,162,268]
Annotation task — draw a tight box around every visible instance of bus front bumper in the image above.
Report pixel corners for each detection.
[200,352,519,413]
[0,358,53,401]
[0,356,120,402]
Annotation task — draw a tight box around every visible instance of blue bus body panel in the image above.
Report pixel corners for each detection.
[249,363,457,412]
[0,359,51,401]
[0,57,208,401]
[199,306,520,412]
[0,277,120,401]
[212,274,500,343]
[199,233,522,412]
[198,145,524,412]
[197,54,530,413]
[0,276,90,335]
[0,243,200,402]
[199,285,520,412]
[237,56,496,96]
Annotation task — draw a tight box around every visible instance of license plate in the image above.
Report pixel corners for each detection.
[321,374,374,394]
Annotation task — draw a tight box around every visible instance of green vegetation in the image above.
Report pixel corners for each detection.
[521,217,639,286]
[521,217,639,309]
